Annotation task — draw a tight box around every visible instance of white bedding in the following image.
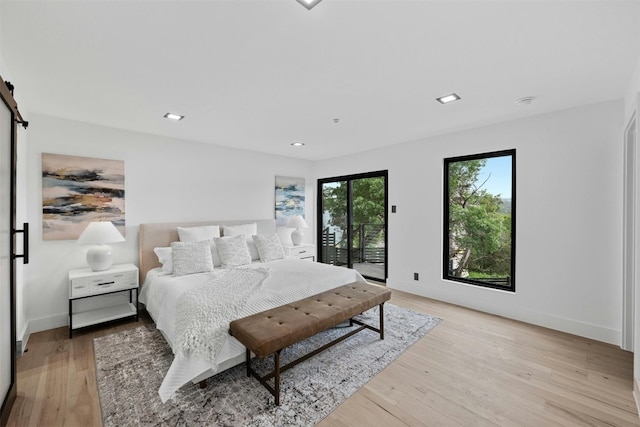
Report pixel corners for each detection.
[139,258,366,402]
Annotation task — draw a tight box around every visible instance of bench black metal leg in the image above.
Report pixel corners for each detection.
[274,350,281,406]
[69,299,73,338]
[380,303,385,340]
[246,348,251,377]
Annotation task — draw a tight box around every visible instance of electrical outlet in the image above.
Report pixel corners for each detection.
[414,272,419,281]
[392,205,397,213]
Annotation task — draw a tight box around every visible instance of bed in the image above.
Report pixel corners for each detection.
[137,219,367,402]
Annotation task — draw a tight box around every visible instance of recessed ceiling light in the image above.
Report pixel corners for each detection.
[436,93,461,104]
[164,112,184,121]
[296,0,322,10]
[291,142,305,147]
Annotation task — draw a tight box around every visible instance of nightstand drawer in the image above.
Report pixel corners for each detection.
[282,244,315,260]
[70,268,138,299]
[288,246,313,258]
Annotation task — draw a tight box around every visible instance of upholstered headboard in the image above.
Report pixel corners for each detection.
[138,219,276,284]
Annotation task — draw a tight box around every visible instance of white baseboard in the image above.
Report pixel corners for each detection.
[388,280,621,345]
[26,312,68,336]
[16,323,30,357]
[16,313,68,355]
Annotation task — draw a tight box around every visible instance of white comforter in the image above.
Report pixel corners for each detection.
[139,258,366,402]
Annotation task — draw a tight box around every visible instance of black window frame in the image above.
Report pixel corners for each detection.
[317,170,388,283]
[443,149,516,292]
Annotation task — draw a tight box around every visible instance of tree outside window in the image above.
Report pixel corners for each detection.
[443,150,515,291]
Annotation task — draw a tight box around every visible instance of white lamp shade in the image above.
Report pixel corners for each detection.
[286,215,309,229]
[296,0,322,10]
[77,222,125,271]
[76,221,125,245]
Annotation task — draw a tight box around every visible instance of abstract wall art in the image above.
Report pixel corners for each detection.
[275,176,305,226]
[42,153,125,240]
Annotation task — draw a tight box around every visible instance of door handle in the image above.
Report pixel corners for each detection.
[12,222,29,264]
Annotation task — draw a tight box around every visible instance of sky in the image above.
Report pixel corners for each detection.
[477,155,512,199]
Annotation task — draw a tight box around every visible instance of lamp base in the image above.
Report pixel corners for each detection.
[291,228,303,246]
[86,244,114,271]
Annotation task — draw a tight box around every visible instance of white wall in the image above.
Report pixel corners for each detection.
[23,114,314,334]
[632,68,640,414]
[625,49,640,117]
[624,42,640,398]
[315,100,624,344]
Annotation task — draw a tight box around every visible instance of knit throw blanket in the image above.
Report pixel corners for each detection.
[173,268,270,370]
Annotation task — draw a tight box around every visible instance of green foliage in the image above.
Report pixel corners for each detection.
[322,177,385,230]
[468,214,512,275]
[322,177,386,249]
[448,158,511,278]
[322,182,348,230]
[448,160,487,206]
[467,271,509,279]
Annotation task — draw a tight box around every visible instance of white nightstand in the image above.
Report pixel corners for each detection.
[282,244,315,261]
[68,263,139,338]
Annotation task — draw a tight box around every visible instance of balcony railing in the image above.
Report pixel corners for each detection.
[321,224,385,266]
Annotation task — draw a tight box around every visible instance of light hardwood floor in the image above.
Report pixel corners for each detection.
[7,290,639,426]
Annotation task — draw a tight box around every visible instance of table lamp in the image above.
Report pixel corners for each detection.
[287,215,309,246]
[76,221,125,271]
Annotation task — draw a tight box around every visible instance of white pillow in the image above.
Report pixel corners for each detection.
[210,241,223,268]
[176,225,223,267]
[177,225,220,242]
[252,234,285,262]
[170,240,214,276]
[153,246,173,274]
[214,235,252,267]
[222,223,260,260]
[222,223,257,237]
[246,240,260,261]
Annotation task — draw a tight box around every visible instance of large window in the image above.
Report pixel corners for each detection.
[443,149,515,291]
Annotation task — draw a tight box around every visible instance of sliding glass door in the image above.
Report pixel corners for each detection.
[0,79,18,425]
[318,171,387,282]
[0,84,13,424]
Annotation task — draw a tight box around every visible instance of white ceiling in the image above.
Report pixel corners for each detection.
[2,0,640,161]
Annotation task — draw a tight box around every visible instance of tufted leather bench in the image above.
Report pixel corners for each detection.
[229,281,391,405]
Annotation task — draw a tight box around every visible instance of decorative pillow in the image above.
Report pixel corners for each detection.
[176,225,222,267]
[222,223,260,260]
[209,241,223,268]
[177,225,220,242]
[246,240,260,261]
[252,234,285,262]
[154,246,173,274]
[214,235,252,267]
[170,240,214,276]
